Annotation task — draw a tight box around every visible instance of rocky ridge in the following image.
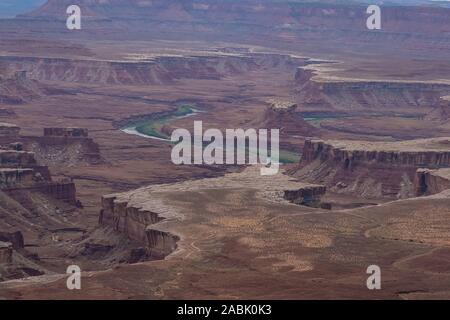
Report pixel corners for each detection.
[100,166,327,258]
[294,137,450,199]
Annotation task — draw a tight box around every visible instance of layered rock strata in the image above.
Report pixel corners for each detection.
[0,124,78,204]
[0,168,35,188]
[295,138,450,199]
[424,96,450,123]
[100,166,326,259]
[0,231,24,250]
[44,127,88,138]
[0,123,20,137]
[100,196,178,259]
[0,242,12,264]
[284,185,327,208]
[2,53,300,86]
[294,67,450,113]
[256,100,318,150]
[0,71,42,104]
[415,168,450,196]
[0,126,102,167]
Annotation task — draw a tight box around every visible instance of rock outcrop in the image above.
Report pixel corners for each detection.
[294,138,450,199]
[0,108,16,118]
[0,169,35,188]
[44,127,89,138]
[302,138,450,168]
[0,231,24,250]
[255,100,319,150]
[24,0,450,38]
[0,150,37,167]
[0,71,42,104]
[100,195,179,260]
[0,123,20,137]
[415,168,450,196]
[0,242,12,264]
[0,125,102,167]
[2,53,299,86]
[259,100,318,136]
[0,125,78,204]
[100,166,327,260]
[294,67,450,114]
[284,185,327,208]
[424,96,450,123]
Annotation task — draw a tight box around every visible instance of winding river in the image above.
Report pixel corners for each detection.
[121,105,199,141]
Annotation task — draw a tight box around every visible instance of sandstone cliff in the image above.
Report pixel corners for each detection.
[415,168,450,196]
[0,71,42,104]
[258,100,318,137]
[294,67,450,114]
[0,126,103,167]
[294,138,450,199]
[99,166,327,260]
[0,242,12,264]
[2,53,300,86]
[100,195,179,260]
[424,96,450,123]
[254,100,320,151]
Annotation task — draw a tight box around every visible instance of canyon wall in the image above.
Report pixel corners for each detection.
[100,195,179,259]
[44,127,88,138]
[0,150,37,167]
[0,71,42,104]
[415,168,450,196]
[294,138,450,199]
[24,1,450,38]
[0,123,20,137]
[255,100,319,150]
[302,139,450,168]
[3,182,77,205]
[294,67,450,114]
[424,96,450,123]
[283,185,327,208]
[0,126,102,167]
[98,166,328,261]
[0,169,35,188]
[1,54,300,86]
[0,231,24,250]
[0,124,79,204]
[7,0,448,69]
[0,242,12,264]
[259,100,318,136]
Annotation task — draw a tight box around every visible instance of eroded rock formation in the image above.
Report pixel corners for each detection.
[255,100,319,150]
[0,125,102,167]
[284,185,327,208]
[294,138,450,199]
[424,96,450,123]
[294,67,450,113]
[2,54,300,86]
[44,127,88,138]
[100,195,178,260]
[99,166,327,260]
[0,123,20,137]
[0,231,24,250]
[0,242,13,264]
[415,168,450,196]
[0,71,42,104]
[0,123,78,203]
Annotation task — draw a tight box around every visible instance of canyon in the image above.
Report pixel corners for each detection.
[0,0,450,300]
[293,138,450,198]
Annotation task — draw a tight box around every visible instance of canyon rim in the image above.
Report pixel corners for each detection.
[0,0,450,303]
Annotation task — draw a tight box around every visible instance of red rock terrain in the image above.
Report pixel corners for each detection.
[0,71,42,104]
[1,0,450,299]
[293,138,450,199]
